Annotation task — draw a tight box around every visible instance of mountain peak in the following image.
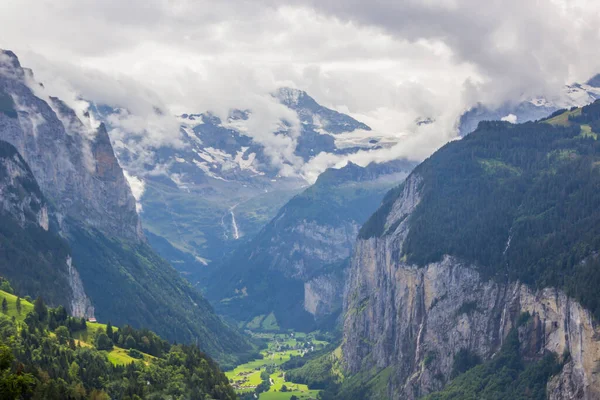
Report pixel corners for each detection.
[0,49,21,69]
[587,73,600,88]
[275,87,309,107]
[0,49,25,81]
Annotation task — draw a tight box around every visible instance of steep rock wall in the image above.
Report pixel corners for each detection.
[343,174,600,399]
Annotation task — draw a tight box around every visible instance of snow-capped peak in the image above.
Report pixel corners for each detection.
[275,87,306,107]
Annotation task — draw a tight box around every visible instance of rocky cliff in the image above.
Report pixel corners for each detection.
[342,107,600,399]
[209,160,413,331]
[0,50,142,242]
[343,172,600,399]
[0,140,93,317]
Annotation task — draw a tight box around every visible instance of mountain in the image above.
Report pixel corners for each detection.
[206,159,414,332]
[92,88,388,285]
[458,78,600,136]
[0,49,254,365]
[328,101,600,399]
[0,52,142,242]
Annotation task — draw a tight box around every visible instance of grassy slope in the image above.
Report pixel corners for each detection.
[0,290,154,367]
[71,321,147,366]
[0,289,33,320]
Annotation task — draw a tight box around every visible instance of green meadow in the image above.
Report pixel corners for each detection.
[0,289,34,321]
[226,332,327,400]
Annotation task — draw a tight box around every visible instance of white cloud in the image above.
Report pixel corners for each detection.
[1,0,599,179]
[501,114,518,124]
[123,171,146,213]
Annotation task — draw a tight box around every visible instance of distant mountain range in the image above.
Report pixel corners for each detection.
[459,75,600,135]
[91,87,398,285]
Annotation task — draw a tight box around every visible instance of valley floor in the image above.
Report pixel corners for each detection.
[226,332,328,400]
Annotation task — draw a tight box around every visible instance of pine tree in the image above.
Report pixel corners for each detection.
[106,321,113,340]
[1,298,7,314]
[33,297,47,322]
[96,333,113,351]
[16,297,21,314]
[125,335,136,349]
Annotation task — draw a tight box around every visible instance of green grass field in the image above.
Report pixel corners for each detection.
[545,108,582,126]
[0,289,33,321]
[260,391,319,399]
[73,322,154,366]
[105,347,154,366]
[579,124,598,139]
[72,321,108,342]
[227,331,328,398]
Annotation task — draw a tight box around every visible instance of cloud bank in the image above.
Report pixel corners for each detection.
[2,0,600,179]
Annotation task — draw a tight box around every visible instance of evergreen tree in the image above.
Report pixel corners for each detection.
[96,333,113,351]
[55,326,70,345]
[1,298,7,314]
[106,321,113,340]
[15,297,21,314]
[33,297,47,322]
[125,335,136,349]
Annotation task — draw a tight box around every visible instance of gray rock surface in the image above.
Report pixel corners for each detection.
[343,173,600,399]
[0,50,142,242]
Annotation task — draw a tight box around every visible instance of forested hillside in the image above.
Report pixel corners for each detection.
[362,100,600,320]
[0,286,236,400]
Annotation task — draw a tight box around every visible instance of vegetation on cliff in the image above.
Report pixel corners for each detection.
[362,100,600,321]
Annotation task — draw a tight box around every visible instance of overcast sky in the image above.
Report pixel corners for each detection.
[2,0,600,178]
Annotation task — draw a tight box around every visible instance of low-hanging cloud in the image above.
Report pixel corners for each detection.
[1,0,599,180]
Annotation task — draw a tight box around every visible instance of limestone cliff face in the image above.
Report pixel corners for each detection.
[246,217,356,320]
[0,140,94,317]
[304,272,346,318]
[66,256,95,318]
[0,50,143,242]
[270,220,358,318]
[210,161,412,330]
[0,140,49,233]
[342,174,600,399]
[0,49,138,317]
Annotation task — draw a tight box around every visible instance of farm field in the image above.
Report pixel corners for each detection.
[226,332,328,400]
